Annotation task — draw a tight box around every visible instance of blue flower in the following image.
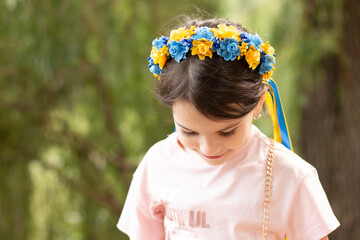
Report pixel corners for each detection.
[259,54,275,74]
[192,27,215,41]
[241,33,262,50]
[217,38,241,61]
[148,57,162,75]
[147,57,154,68]
[149,64,162,75]
[167,40,189,62]
[248,34,262,46]
[211,37,220,51]
[181,38,193,48]
[152,36,169,50]
[240,33,249,42]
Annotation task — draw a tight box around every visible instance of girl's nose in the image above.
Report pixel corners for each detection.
[199,137,221,156]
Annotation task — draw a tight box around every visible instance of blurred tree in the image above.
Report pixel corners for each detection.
[299,0,360,238]
[0,0,221,239]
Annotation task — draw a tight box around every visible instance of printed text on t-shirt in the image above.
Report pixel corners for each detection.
[165,205,211,229]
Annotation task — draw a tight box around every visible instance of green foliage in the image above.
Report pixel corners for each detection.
[0,0,220,239]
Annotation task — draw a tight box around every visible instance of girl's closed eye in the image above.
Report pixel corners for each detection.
[219,129,236,137]
[181,130,197,137]
[181,129,237,138]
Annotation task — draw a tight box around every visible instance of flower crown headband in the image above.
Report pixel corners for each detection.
[147,24,276,81]
[147,24,293,151]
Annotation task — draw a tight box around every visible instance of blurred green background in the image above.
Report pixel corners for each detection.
[1,0,359,239]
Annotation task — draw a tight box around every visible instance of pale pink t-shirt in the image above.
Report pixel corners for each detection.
[117,125,339,240]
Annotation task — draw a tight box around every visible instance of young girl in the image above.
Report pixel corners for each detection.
[117,18,340,240]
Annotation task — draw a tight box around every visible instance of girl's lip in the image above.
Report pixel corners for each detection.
[202,153,225,159]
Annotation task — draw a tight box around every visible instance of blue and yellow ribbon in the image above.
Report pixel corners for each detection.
[264,79,293,151]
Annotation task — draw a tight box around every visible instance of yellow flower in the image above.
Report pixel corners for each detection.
[260,41,275,56]
[262,69,274,80]
[245,46,261,70]
[153,73,161,81]
[237,42,249,59]
[150,45,169,69]
[191,39,213,60]
[211,24,240,41]
[169,26,196,41]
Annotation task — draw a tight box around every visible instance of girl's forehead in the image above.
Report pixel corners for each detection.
[172,100,245,129]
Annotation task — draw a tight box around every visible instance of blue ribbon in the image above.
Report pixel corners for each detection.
[267,79,293,151]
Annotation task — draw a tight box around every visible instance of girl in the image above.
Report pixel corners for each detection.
[117,17,340,240]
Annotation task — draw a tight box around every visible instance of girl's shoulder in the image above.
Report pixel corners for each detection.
[139,132,182,168]
[254,126,318,180]
[145,132,179,158]
[132,133,178,177]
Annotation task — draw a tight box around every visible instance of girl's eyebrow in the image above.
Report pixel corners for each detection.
[219,121,242,131]
[174,120,242,132]
[174,121,193,131]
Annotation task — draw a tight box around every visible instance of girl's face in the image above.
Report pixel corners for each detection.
[173,99,262,165]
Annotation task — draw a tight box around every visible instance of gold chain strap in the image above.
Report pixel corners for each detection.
[262,139,275,240]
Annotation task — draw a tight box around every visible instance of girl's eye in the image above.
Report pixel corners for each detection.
[181,130,197,137]
[219,129,236,137]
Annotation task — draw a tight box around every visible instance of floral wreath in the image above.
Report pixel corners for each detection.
[147,24,276,81]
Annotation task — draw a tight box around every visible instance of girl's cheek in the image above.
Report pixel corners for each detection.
[179,136,197,149]
[231,133,249,148]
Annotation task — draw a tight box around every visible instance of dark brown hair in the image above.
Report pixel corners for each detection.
[156,17,265,120]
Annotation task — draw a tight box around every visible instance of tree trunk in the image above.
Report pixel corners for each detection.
[300,0,360,238]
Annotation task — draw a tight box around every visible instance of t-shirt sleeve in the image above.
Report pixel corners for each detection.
[285,170,340,240]
[117,159,165,240]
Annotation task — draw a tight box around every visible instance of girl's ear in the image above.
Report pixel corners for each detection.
[254,89,267,117]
